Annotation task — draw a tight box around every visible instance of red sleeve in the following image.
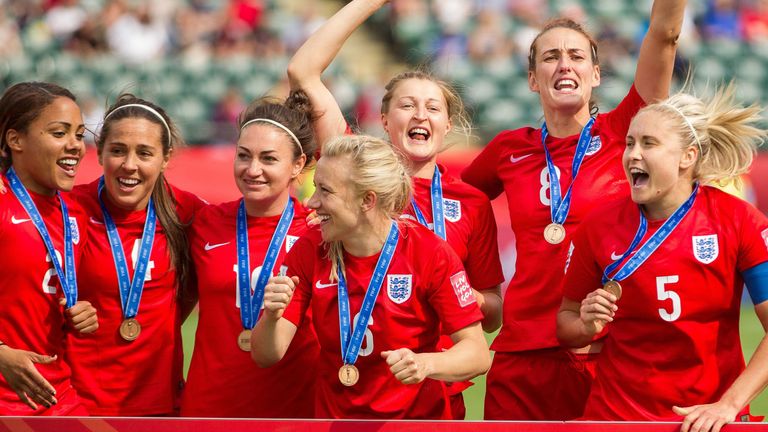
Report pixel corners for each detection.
[281,233,319,328]
[461,134,505,200]
[562,219,604,302]
[601,84,646,146]
[736,200,768,272]
[464,197,504,290]
[170,185,208,224]
[426,241,483,335]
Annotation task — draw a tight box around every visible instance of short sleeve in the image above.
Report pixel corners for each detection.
[461,135,504,199]
[425,241,483,335]
[561,221,604,302]
[464,197,504,290]
[281,234,318,328]
[600,84,645,145]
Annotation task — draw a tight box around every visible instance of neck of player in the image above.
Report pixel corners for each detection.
[341,213,393,258]
[410,158,438,180]
[245,190,290,218]
[640,181,695,221]
[542,104,592,138]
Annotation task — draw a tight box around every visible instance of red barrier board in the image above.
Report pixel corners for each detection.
[1,418,767,432]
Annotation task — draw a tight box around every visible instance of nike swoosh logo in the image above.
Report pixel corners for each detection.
[11,216,31,224]
[610,251,623,261]
[510,154,533,163]
[89,217,104,225]
[315,281,338,289]
[204,242,230,251]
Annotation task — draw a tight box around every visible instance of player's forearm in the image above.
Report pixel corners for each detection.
[635,0,686,102]
[475,287,502,333]
[250,317,296,368]
[286,0,386,87]
[556,308,598,348]
[424,323,490,382]
[717,333,768,414]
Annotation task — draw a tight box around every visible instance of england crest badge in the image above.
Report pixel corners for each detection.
[443,198,462,223]
[69,216,80,245]
[761,228,768,251]
[692,234,719,264]
[585,136,602,156]
[387,274,412,304]
[286,235,299,252]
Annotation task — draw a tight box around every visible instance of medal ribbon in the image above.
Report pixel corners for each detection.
[7,167,77,307]
[601,184,699,284]
[410,166,446,240]
[337,220,399,365]
[541,117,595,225]
[98,177,156,319]
[237,198,295,330]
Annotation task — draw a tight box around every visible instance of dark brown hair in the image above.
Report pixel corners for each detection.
[97,94,192,297]
[237,90,317,168]
[528,18,600,115]
[0,82,78,171]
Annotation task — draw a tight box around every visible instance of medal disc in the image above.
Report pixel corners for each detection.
[544,223,566,244]
[238,329,252,352]
[119,318,141,341]
[603,280,622,301]
[338,364,359,387]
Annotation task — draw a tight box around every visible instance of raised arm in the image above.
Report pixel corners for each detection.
[634,0,687,103]
[287,0,389,146]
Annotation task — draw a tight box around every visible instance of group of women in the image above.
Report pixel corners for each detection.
[0,0,767,430]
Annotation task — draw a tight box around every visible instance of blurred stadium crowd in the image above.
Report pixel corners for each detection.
[1,0,768,145]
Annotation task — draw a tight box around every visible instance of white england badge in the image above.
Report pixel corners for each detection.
[443,198,462,223]
[692,234,719,264]
[762,228,768,251]
[585,136,602,156]
[386,274,412,304]
[69,216,80,245]
[286,235,299,252]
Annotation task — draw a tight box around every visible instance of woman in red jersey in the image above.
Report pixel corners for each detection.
[180,94,320,418]
[288,0,504,417]
[65,95,204,416]
[0,82,97,415]
[460,1,687,420]
[251,134,490,419]
[558,87,768,432]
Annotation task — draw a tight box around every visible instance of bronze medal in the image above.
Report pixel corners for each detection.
[603,280,622,301]
[338,364,359,387]
[544,223,566,244]
[237,329,252,352]
[119,318,141,341]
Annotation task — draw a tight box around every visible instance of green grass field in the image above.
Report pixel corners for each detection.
[181,307,767,420]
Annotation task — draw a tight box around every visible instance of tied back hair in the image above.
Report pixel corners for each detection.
[321,135,412,282]
[642,83,766,185]
[97,94,193,298]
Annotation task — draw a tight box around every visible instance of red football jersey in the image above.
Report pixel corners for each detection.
[563,186,768,420]
[0,175,88,414]
[181,198,320,418]
[66,180,205,416]
[404,165,504,291]
[282,222,484,419]
[462,85,645,352]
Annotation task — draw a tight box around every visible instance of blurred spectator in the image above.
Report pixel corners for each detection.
[44,0,87,42]
[209,87,246,145]
[106,1,170,65]
[741,0,768,42]
[699,0,743,40]
[0,5,23,58]
[467,11,514,64]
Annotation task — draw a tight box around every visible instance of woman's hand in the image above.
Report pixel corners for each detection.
[61,299,98,334]
[579,287,618,336]
[0,345,58,410]
[381,348,430,385]
[263,275,298,320]
[674,403,738,432]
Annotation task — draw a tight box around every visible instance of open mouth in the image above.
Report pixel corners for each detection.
[629,167,649,187]
[57,157,79,176]
[118,177,140,188]
[408,127,430,141]
[555,79,578,92]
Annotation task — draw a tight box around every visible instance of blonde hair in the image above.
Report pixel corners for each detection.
[381,70,473,147]
[321,134,412,281]
[640,84,766,185]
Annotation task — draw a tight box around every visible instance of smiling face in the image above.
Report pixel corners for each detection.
[623,109,698,218]
[6,96,85,195]
[99,117,169,211]
[381,78,452,166]
[306,155,364,243]
[234,123,306,216]
[528,27,600,117]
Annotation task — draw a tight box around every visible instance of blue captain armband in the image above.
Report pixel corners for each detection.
[744,262,768,305]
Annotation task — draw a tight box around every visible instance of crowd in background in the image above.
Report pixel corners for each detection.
[1,0,767,144]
